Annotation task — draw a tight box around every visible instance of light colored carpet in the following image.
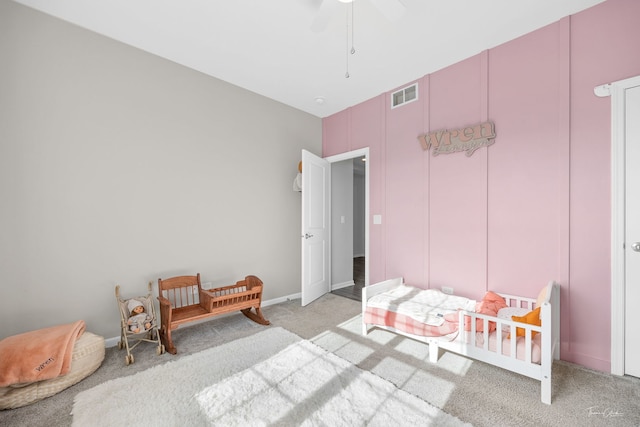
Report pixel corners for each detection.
[1,293,639,427]
[72,327,468,426]
[313,311,640,427]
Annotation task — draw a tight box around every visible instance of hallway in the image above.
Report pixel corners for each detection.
[331,257,364,301]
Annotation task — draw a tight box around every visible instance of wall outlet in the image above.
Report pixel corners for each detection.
[202,282,212,289]
[442,286,454,295]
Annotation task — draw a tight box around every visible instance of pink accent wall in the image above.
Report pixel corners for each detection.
[385,82,426,285]
[428,55,488,297]
[322,0,640,372]
[486,21,570,296]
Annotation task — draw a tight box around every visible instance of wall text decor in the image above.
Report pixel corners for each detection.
[418,121,496,157]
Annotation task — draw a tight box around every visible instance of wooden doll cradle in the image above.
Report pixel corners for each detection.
[157,273,270,354]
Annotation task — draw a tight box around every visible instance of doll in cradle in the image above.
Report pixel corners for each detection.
[127,299,152,333]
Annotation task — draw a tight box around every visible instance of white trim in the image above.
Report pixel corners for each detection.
[331,280,356,291]
[601,75,640,375]
[325,147,370,287]
[610,81,625,376]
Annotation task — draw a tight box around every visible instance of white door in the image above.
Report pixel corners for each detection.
[624,84,640,377]
[301,150,331,306]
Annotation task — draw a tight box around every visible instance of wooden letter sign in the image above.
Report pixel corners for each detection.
[418,121,496,157]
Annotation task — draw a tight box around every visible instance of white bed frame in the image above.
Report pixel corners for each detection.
[362,278,560,404]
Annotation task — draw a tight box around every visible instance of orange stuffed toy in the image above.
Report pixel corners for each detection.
[511,306,541,338]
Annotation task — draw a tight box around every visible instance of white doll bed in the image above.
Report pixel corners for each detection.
[362,278,560,404]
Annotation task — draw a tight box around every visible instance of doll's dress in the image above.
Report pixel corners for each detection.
[127,312,152,333]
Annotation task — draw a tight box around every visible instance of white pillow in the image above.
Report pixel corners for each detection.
[497,307,530,331]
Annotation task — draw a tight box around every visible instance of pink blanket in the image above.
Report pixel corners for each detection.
[0,320,86,387]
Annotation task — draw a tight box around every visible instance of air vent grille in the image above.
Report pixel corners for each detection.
[391,83,418,108]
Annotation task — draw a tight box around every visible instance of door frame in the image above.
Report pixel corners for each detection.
[325,147,370,287]
[596,74,640,375]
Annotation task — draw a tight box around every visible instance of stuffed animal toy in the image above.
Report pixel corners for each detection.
[126,299,152,333]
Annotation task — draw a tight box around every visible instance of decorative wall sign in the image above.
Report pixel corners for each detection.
[417,121,496,157]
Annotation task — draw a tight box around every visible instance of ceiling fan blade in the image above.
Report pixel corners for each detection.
[368,0,406,22]
[311,0,338,33]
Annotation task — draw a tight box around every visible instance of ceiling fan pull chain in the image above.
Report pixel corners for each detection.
[351,0,356,55]
[345,0,355,78]
[345,2,350,78]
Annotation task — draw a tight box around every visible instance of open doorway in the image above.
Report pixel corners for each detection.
[300,147,369,305]
[330,155,367,301]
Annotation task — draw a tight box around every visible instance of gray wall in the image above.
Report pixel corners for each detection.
[353,163,365,257]
[0,1,322,339]
[330,160,353,287]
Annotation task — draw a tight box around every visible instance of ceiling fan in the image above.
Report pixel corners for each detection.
[310,0,406,33]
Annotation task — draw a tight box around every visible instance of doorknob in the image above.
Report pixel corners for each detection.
[632,242,640,252]
[304,233,314,239]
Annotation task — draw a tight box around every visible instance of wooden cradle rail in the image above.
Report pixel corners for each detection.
[362,278,560,404]
[157,273,270,354]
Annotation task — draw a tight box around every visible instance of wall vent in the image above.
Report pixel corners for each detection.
[391,83,418,109]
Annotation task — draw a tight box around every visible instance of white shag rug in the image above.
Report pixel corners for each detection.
[72,327,469,426]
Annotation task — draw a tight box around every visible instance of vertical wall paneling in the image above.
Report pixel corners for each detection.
[428,57,488,297]
[322,110,349,157]
[323,0,640,372]
[566,0,634,370]
[347,108,353,153]
[350,95,386,283]
[487,24,564,297]
[350,98,382,151]
[377,95,388,283]
[422,75,431,287]
[384,81,425,285]
[480,50,490,292]
[557,17,572,358]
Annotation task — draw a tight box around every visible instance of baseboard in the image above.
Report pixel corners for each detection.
[331,280,355,291]
[104,291,302,348]
[561,348,611,374]
[263,292,301,306]
[104,336,120,348]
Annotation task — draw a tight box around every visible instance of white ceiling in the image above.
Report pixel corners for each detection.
[13,0,605,118]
